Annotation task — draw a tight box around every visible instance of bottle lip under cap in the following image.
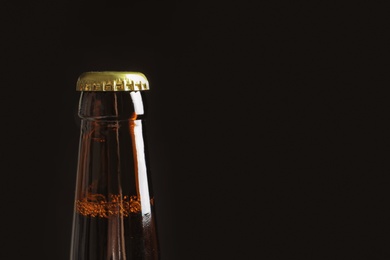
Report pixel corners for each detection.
[76,71,149,91]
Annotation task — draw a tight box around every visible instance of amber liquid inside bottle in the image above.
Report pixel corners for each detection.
[70,91,159,260]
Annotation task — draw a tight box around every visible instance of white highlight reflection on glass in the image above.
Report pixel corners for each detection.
[130,91,144,115]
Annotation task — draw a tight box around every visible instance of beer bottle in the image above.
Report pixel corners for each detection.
[70,71,160,260]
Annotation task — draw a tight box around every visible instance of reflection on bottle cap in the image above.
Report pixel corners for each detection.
[76,71,149,91]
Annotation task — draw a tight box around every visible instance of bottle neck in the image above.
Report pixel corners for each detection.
[78,91,146,121]
[70,90,159,259]
[75,90,153,215]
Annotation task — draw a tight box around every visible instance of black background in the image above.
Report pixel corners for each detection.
[1,1,388,259]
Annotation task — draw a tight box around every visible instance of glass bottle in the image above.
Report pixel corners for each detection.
[70,71,160,260]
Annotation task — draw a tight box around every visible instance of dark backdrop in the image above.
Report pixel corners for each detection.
[1,1,388,259]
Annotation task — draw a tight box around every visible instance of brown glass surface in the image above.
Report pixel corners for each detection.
[70,91,159,260]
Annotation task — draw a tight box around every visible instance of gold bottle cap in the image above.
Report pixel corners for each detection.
[76,71,149,91]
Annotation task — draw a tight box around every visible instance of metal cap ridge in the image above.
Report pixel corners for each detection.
[76,71,149,91]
